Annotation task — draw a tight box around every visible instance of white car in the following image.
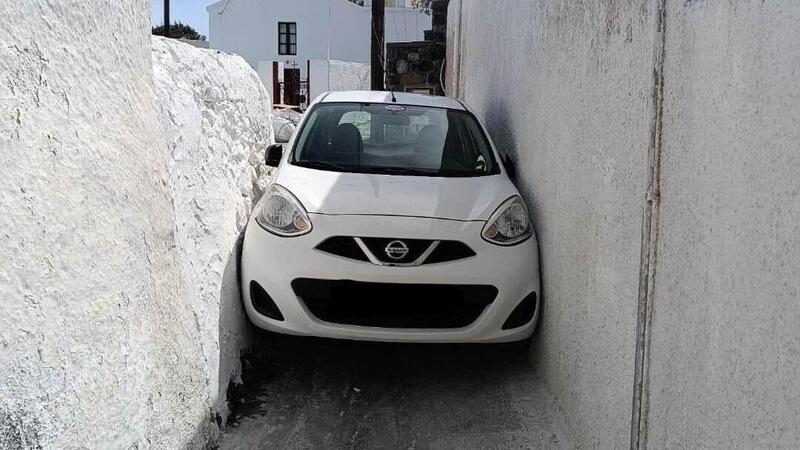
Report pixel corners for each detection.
[241,91,540,344]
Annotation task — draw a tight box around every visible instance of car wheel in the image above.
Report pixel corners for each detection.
[532,289,544,336]
[503,336,533,356]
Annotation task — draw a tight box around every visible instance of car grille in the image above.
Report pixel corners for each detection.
[425,241,478,264]
[315,236,476,266]
[315,236,370,262]
[292,278,497,329]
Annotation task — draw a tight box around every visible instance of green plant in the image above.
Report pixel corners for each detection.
[411,0,434,14]
[152,22,206,41]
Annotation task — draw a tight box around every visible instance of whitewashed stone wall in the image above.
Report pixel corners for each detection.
[151,36,273,424]
[308,59,370,101]
[0,3,273,448]
[328,60,371,92]
[0,2,209,448]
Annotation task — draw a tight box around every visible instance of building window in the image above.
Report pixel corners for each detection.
[279,22,296,55]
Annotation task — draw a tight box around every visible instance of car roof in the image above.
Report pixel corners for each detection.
[316,90,467,111]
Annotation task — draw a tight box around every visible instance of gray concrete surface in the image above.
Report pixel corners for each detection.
[447,1,661,447]
[643,2,800,448]
[448,0,800,448]
[219,334,572,449]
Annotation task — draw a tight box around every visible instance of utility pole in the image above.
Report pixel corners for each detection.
[370,0,385,90]
[164,0,171,38]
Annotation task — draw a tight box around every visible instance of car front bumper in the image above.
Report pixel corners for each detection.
[240,213,540,343]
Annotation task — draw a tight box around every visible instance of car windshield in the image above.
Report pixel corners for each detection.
[290,102,500,177]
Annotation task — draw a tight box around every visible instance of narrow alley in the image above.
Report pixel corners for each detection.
[220,334,569,449]
[3,1,799,449]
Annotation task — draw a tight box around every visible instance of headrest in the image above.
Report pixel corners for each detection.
[414,125,446,154]
[331,123,363,153]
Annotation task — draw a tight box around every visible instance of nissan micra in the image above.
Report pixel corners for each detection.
[241,91,540,344]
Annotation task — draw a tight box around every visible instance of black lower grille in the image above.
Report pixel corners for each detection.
[292,278,497,329]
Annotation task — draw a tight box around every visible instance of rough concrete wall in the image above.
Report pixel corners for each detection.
[450,0,800,448]
[309,59,371,101]
[643,2,800,448]
[0,2,209,449]
[151,37,273,425]
[448,1,661,447]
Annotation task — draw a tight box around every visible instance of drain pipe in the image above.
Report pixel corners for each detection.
[630,1,668,449]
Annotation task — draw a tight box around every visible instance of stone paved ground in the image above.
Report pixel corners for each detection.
[219,333,571,450]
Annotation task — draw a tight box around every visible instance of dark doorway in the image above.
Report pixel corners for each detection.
[283,68,301,106]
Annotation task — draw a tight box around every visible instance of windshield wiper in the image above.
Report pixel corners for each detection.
[371,167,481,177]
[293,160,348,172]
[370,167,433,175]
[434,168,483,177]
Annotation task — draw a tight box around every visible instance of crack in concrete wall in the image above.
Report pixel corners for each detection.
[630,0,667,448]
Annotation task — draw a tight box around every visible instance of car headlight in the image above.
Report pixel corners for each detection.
[255,184,312,237]
[482,196,532,246]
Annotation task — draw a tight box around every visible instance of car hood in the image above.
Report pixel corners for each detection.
[274,164,518,221]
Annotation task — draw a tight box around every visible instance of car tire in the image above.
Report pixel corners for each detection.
[502,335,533,356]
[235,225,259,332]
[532,290,544,336]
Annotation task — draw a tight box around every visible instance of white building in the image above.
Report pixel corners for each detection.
[207,0,430,79]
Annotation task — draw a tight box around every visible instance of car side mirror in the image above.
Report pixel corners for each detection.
[503,154,517,180]
[265,144,283,167]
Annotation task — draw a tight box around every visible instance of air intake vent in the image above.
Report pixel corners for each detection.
[250,281,285,321]
[315,236,369,262]
[502,292,538,330]
[424,241,476,264]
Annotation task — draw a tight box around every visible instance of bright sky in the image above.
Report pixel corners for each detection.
[151,0,218,38]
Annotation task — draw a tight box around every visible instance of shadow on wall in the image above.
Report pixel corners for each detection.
[184,412,217,450]
[216,229,255,428]
[477,96,550,364]
[152,229,255,448]
[481,97,518,164]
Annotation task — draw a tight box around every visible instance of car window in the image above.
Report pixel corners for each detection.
[339,111,371,140]
[292,102,499,177]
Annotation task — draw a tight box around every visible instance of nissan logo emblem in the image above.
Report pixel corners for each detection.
[384,240,410,260]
